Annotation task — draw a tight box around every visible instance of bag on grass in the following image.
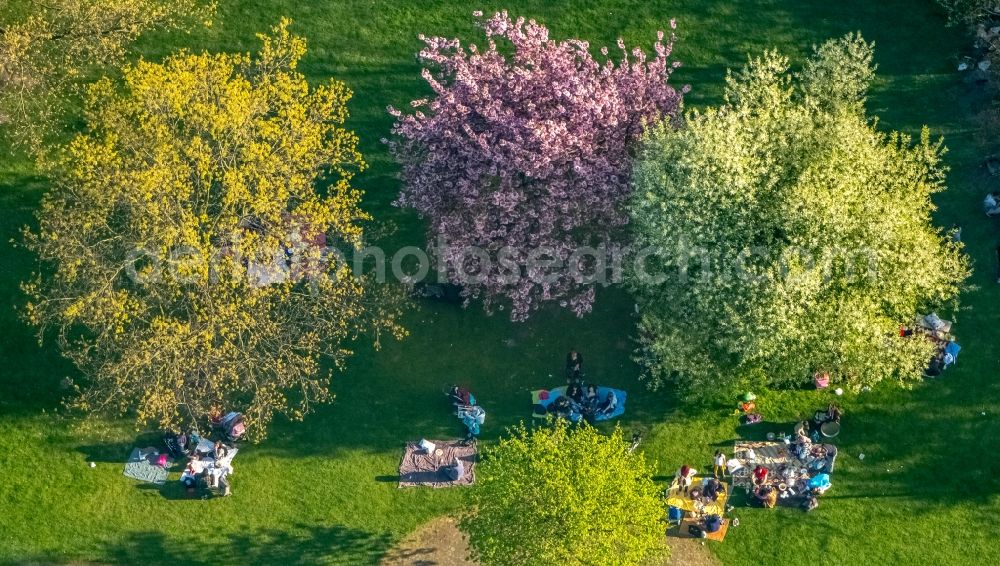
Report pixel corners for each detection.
[705,514,722,533]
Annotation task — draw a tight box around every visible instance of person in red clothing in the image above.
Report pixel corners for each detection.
[751,465,769,488]
[675,464,696,494]
[449,385,473,406]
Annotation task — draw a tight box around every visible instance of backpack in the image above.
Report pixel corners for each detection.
[688,524,706,538]
[704,515,722,533]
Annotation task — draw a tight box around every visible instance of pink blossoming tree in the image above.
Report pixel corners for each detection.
[388,11,685,320]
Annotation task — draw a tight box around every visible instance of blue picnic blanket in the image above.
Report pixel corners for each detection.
[533,385,627,422]
[123,447,169,484]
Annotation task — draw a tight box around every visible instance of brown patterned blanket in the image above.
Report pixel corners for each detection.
[731,440,836,491]
[398,439,477,488]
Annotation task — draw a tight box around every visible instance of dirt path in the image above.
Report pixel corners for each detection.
[659,538,723,566]
[380,517,721,566]
[380,517,475,566]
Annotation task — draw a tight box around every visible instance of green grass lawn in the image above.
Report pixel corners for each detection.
[2,1,1000,564]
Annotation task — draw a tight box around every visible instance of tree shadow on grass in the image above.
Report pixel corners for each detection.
[255,288,665,459]
[98,523,393,566]
[77,432,163,464]
[816,395,1000,507]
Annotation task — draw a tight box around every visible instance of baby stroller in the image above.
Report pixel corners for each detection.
[163,430,191,459]
[445,384,476,407]
[218,412,246,442]
[457,405,486,445]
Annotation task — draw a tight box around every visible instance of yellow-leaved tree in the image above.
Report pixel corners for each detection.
[0,0,216,151]
[23,19,405,439]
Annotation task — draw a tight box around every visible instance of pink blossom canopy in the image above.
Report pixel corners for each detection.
[388,11,684,320]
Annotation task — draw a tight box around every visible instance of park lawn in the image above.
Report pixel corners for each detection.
[1,0,999,564]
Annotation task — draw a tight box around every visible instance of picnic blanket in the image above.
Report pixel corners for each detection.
[731,441,835,491]
[186,446,239,483]
[530,386,627,422]
[123,447,169,484]
[665,478,729,517]
[399,440,477,488]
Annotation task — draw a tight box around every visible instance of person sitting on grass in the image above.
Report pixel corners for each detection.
[550,395,576,420]
[751,465,769,488]
[675,464,696,495]
[442,456,465,482]
[795,429,812,459]
[566,383,585,404]
[794,420,810,437]
[826,404,842,423]
[815,403,842,424]
[566,349,584,384]
[583,384,599,408]
[802,495,820,512]
[213,440,230,461]
[596,391,617,416]
[807,473,832,495]
[702,477,724,501]
[755,485,777,509]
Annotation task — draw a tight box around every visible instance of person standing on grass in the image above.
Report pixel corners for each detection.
[713,450,727,479]
[995,245,1000,284]
[566,349,583,384]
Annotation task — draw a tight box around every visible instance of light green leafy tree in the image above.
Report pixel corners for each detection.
[629,34,969,399]
[462,421,666,566]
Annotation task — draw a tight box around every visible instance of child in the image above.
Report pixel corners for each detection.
[713,450,727,478]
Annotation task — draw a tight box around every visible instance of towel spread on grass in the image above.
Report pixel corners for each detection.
[123,447,169,484]
[398,439,477,488]
[665,478,730,517]
[531,386,627,421]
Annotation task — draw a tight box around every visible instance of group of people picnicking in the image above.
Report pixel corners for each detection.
[742,407,838,512]
[749,462,831,512]
[162,420,242,498]
[668,453,731,537]
[547,349,619,422]
[179,439,236,497]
